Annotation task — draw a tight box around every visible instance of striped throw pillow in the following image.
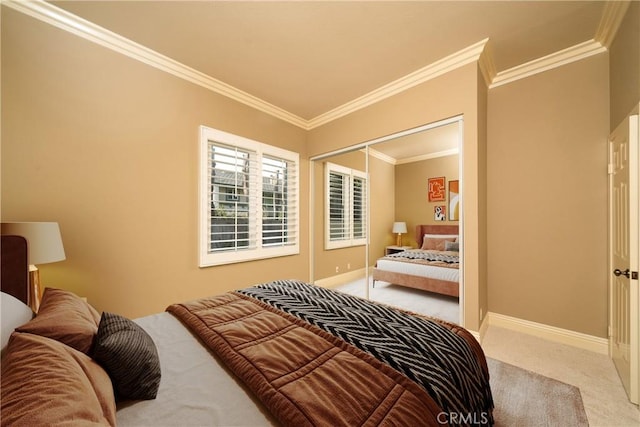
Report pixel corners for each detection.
[91,312,161,400]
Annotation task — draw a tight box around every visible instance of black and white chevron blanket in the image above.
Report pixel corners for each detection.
[387,249,459,264]
[238,279,493,425]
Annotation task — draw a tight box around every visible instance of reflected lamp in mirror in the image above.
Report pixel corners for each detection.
[1,222,66,312]
[392,221,407,247]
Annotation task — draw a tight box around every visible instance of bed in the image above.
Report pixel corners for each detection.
[372,224,460,297]
[1,235,492,426]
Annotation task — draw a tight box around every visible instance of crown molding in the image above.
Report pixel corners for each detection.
[396,148,459,165]
[5,0,614,129]
[307,39,489,129]
[490,39,607,89]
[595,0,632,48]
[2,0,309,129]
[366,147,459,166]
[6,0,488,131]
[366,148,397,165]
[477,39,497,87]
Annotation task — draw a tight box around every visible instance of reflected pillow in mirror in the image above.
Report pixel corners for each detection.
[421,237,456,251]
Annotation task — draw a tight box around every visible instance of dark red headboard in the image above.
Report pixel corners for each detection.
[415,224,459,248]
[1,235,29,305]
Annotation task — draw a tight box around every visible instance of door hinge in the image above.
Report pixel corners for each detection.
[633,271,639,280]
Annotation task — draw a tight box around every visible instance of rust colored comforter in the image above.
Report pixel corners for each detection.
[168,292,446,426]
[168,280,493,426]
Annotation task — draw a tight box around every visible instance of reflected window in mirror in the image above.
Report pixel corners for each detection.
[325,162,367,250]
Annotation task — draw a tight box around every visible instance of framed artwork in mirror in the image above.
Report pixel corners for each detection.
[449,180,459,221]
[428,177,446,202]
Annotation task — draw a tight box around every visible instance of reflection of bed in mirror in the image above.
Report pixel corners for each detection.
[372,225,459,297]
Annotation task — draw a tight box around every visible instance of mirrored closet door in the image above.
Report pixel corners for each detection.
[310,116,464,325]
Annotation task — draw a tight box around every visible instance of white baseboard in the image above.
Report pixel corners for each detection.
[487,312,609,355]
[313,268,368,289]
[466,313,490,344]
[474,313,490,343]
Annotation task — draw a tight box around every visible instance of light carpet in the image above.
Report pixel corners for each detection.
[489,357,589,426]
[335,279,460,324]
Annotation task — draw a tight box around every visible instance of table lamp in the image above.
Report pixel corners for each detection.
[1,222,66,311]
[392,221,407,246]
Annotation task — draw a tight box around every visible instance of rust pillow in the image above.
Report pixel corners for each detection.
[421,237,456,251]
[16,288,100,354]
[1,332,116,426]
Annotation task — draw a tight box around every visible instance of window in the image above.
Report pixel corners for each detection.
[325,162,367,249]
[199,126,299,266]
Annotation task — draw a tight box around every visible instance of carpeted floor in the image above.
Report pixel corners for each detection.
[483,327,639,426]
[336,278,460,324]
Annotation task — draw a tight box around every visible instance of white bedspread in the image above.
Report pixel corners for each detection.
[117,312,276,426]
[376,256,459,282]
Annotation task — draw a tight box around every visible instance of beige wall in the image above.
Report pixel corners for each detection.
[487,54,610,337]
[1,8,309,318]
[2,7,484,329]
[477,67,489,325]
[5,5,626,338]
[609,1,640,131]
[394,155,460,247]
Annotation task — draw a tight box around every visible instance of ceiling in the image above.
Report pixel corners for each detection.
[370,121,460,163]
[49,1,608,123]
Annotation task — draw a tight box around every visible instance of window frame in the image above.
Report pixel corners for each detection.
[324,162,368,250]
[199,126,299,267]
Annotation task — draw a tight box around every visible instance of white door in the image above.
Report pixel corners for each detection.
[609,106,639,404]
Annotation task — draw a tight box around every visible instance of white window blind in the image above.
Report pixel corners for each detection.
[208,142,257,253]
[328,170,348,241]
[199,126,299,267]
[352,175,366,240]
[325,162,367,250]
[261,155,298,248]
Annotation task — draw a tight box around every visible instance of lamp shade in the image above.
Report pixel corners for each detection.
[1,222,66,265]
[392,222,407,234]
